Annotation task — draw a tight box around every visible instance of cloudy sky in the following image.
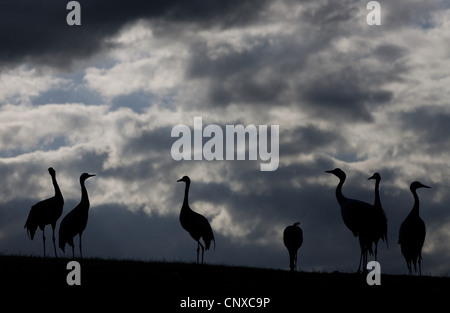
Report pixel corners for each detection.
[1,0,450,276]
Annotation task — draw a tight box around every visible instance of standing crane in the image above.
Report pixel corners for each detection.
[368,172,388,260]
[177,176,215,264]
[283,222,303,271]
[58,172,95,259]
[398,181,430,275]
[326,168,376,273]
[24,167,64,257]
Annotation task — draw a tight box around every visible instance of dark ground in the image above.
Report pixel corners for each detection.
[1,255,448,311]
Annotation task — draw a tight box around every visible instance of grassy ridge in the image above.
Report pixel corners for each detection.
[1,255,449,310]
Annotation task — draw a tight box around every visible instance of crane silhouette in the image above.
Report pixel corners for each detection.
[283,222,303,271]
[24,167,64,257]
[326,168,375,273]
[177,176,215,264]
[58,172,95,259]
[398,181,430,275]
[368,173,388,260]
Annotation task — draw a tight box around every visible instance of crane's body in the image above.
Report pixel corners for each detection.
[24,167,64,257]
[368,173,388,260]
[283,222,303,271]
[326,168,376,273]
[177,176,215,264]
[398,181,430,275]
[59,173,95,258]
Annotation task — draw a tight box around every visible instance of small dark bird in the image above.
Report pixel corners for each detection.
[177,176,215,264]
[326,168,376,273]
[59,172,95,258]
[283,222,303,271]
[368,172,388,260]
[398,181,430,275]
[24,167,64,257]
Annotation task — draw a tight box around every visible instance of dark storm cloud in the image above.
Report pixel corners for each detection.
[299,0,360,27]
[382,1,446,29]
[299,65,393,123]
[185,22,332,108]
[0,0,269,69]
[373,44,407,63]
[183,1,405,112]
[187,38,294,107]
[396,106,450,155]
[100,128,175,183]
[280,125,353,156]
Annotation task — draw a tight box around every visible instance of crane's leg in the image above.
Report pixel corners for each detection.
[199,242,205,264]
[196,242,200,264]
[357,250,363,273]
[79,234,83,259]
[289,253,293,271]
[52,226,57,258]
[42,228,46,258]
[364,247,368,274]
[294,252,298,271]
[418,256,422,276]
[357,236,365,273]
[374,242,378,262]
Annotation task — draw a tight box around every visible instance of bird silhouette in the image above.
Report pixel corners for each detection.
[398,181,430,275]
[368,173,388,260]
[58,172,95,259]
[283,222,303,271]
[326,168,375,273]
[177,176,215,264]
[24,167,64,257]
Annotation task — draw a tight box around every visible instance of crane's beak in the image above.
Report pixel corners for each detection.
[177,178,182,182]
[325,170,333,174]
[421,184,431,189]
[368,174,375,180]
[88,174,96,178]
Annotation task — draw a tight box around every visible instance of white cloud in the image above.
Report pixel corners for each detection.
[0,66,69,104]
[84,22,189,100]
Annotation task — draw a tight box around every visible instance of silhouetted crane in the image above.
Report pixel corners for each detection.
[368,172,388,260]
[24,167,64,257]
[283,222,303,271]
[177,176,215,264]
[398,181,430,275]
[58,172,95,258]
[326,168,375,273]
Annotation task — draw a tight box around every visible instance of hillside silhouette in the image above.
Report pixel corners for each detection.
[1,254,449,310]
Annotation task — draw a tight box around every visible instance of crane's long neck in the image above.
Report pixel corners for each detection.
[52,174,63,202]
[183,181,190,208]
[410,188,420,216]
[335,178,348,206]
[373,179,381,208]
[80,180,90,210]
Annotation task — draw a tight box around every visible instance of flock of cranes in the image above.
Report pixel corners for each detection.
[24,168,95,258]
[23,168,216,263]
[284,168,429,275]
[24,167,430,275]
